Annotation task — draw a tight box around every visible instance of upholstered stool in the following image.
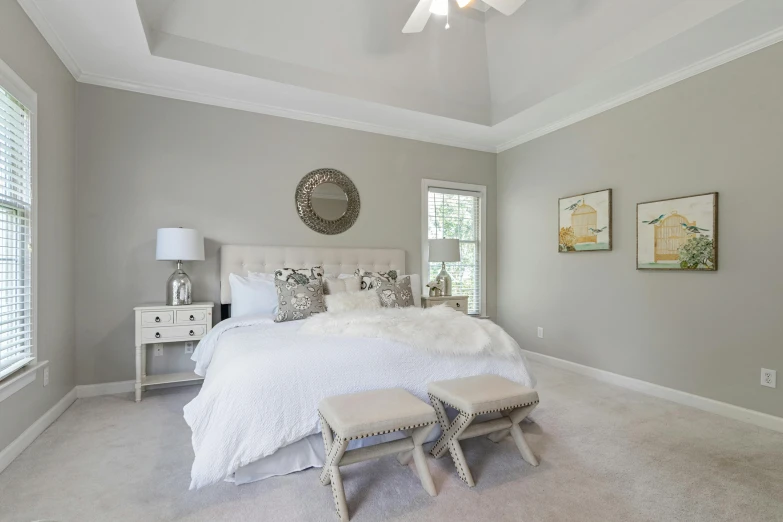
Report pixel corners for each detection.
[318,388,438,521]
[428,375,539,487]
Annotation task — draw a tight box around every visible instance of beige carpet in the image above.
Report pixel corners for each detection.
[1,361,782,522]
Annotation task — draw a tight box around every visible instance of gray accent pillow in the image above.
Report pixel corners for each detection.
[374,275,415,308]
[355,268,398,290]
[274,278,326,323]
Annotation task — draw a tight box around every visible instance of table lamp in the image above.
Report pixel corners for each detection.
[156,228,204,305]
[428,238,460,296]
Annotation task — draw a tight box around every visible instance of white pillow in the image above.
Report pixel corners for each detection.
[325,290,381,313]
[247,271,275,281]
[229,273,278,317]
[323,275,362,295]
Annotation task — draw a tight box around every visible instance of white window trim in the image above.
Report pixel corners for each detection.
[0,58,39,400]
[421,179,487,317]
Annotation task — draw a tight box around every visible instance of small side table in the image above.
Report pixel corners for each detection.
[133,302,214,402]
[421,295,468,314]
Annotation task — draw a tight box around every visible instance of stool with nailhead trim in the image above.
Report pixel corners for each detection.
[318,388,438,521]
[428,375,540,487]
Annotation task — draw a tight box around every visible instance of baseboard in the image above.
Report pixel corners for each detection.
[75,380,135,399]
[523,350,783,434]
[0,388,77,474]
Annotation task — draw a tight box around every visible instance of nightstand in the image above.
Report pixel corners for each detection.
[421,295,468,314]
[133,302,214,402]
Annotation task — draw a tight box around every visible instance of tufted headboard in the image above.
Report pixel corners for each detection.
[219,245,406,317]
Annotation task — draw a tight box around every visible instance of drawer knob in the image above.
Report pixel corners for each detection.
[189,330,195,336]
[155,332,161,338]
[189,315,195,321]
[155,317,161,323]
[456,302,461,307]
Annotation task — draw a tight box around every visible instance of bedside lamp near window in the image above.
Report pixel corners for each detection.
[429,238,460,296]
[156,228,205,305]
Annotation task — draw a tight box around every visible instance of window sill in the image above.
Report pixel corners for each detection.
[0,360,48,403]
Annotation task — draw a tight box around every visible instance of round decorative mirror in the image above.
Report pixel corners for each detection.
[295,168,360,235]
[311,182,348,221]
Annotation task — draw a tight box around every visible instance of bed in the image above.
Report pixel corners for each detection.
[183,246,535,489]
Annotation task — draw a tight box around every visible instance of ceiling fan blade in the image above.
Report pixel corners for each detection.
[482,0,527,16]
[402,0,434,33]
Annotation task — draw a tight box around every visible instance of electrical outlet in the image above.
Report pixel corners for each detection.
[43,367,49,387]
[154,344,164,357]
[761,369,776,389]
[185,342,195,354]
[537,327,544,339]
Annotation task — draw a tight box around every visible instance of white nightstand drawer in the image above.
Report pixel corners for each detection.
[421,296,469,314]
[141,311,173,326]
[175,309,208,324]
[141,325,206,342]
[441,299,466,312]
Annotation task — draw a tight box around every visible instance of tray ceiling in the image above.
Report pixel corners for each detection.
[17,0,783,152]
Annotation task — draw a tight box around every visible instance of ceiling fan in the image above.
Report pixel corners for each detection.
[403,0,527,33]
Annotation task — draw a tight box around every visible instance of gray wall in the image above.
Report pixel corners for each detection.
[75,85,497,385]
[0,2,77,450]
[497,42,783,418]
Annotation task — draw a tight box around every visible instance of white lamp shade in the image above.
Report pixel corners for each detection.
[429,238,460,262]
[156,228,205,261]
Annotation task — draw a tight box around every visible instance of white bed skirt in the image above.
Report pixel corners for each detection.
[228,414,503,485]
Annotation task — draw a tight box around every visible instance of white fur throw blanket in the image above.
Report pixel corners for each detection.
[300,305,522,359]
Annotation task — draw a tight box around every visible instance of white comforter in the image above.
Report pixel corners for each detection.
[184,312,534,489]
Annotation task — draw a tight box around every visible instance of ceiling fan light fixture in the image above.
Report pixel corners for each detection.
[429,0,449,16]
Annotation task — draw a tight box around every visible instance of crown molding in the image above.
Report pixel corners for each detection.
[16,0,82,80]
[495,24,783,153]
[78,73,497,153]
[17,0,783,154]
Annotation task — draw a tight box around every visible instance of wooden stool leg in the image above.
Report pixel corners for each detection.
[329,465,349,522]
[411,424,437,496]
[319,434,350,521]
[320,435,348,485]
[508,405,539,467]
[319,414,335,485]
[397,450,413,466]
[429,400,476,487]
[447,436,475,487]
[510,424,538,467]
[487,428,510,443]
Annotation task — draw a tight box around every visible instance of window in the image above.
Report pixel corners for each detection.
[422,180,486,316]
[0,68,35,382]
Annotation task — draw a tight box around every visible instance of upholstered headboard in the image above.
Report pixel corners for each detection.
[219,245,406,317]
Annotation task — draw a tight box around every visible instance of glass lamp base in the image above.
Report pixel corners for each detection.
[166,261,192,306]
[436,262,453,296]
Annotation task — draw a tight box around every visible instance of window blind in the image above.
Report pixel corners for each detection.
[0,84,33,381]
[427,187,481,315]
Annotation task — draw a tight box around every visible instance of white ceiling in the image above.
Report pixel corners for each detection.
[18,0,783,152]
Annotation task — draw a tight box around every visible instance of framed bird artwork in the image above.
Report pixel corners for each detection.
[637,192,718,271]
[558,189,612,252]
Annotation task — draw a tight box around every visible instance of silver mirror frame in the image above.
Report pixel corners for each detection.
[295,168,360,235]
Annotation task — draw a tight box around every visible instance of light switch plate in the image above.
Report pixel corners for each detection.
[154,344,164,357]
[43,367,49,387]
[537,327,544,339]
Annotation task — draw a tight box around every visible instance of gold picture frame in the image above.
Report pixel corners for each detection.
[636,192,718,271]
[558,189,612,253]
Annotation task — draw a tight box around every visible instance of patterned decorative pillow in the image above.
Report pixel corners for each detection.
[374,275,415,308]
[355,268,398,290]
[274,278,326,322]
[274,266,324,286]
